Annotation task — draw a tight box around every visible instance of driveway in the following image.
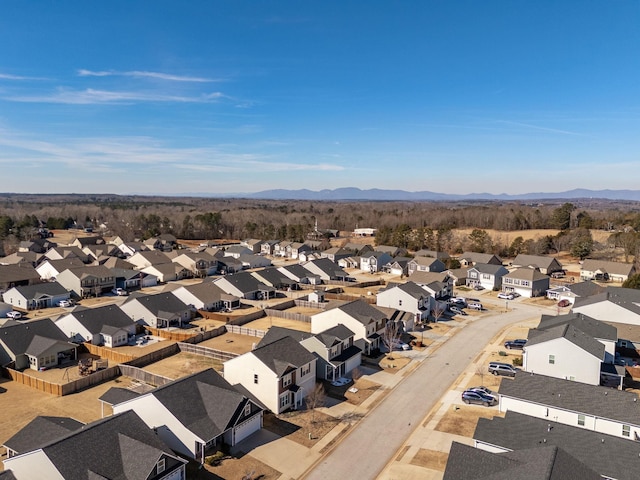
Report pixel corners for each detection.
[303,301,549,480]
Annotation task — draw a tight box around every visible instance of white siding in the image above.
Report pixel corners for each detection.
[523,338,602,385]
[224,354,280,413]
[54,314,92,342]
[573,301,640,326]
[3,450,65,479]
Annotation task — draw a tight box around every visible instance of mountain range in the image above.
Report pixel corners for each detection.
[232,188,640,202]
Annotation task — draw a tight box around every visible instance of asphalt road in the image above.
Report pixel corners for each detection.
[303,301,548,480]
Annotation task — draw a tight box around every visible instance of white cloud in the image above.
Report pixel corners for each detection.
[0,73,47,81]
[4,88,228,104]
[77,69,218,82]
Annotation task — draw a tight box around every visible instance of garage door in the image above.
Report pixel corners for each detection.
[161,466,184,480]
[233,414,262,444]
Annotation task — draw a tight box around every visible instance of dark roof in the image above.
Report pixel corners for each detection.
[178,282,227,303]
[279,263,314,279]
[504,268,550,282]
[25,335,76,357]
[145,369,251,441]
[252,336,316,375]
[98,387,141,406]
[0,264,41,284]
[459,252,502,264]
[0,318,71,360]
[444,441,600,480]
[109,267,143,280]
[218,272,273,294]
[0,471,17,479]
[513,254,561,270]
[469,263,509,275]
[257,326,313,347]
[573,286,640,315]
[581,259,635,276]
[314,324,355,347]
[251,267,297,286]
[124,293,189,315]
[63,304,135,334]
[474,411,640,480]
[7,282,69,298]
[337,299,388,325]
[499,373,640,426]
[526,323,605,359]
[36,410,182,480]
[566,281,606,298]
[380,281,429,299]
[3,416,84,454]
[535,313,617,341]
[38,258,87,273]
[303,258,349,278]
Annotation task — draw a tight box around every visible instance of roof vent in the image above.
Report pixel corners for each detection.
[602,439,605,443]
[547,424,551,432]
[543,439,546,443]
[605,392,608,396]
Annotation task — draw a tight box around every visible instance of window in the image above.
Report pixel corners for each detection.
[578,415,585,426]
[398,299,402,306]
[253,374,258,384]
[301,363,311,376]
[548,355,555,365]
[156,458,165,474]
[244,403,251,416]
[279,393,289,408]
[282,374,292,387]
[623,425,631,437]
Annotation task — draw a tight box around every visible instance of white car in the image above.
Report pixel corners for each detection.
[6,311,22,319]
[497,292,515,300]
[112,288,129,296]
[58,300,73,308]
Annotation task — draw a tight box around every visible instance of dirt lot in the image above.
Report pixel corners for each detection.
[434,405,503,437]
[263,409,341,448]
[410,448,449,471]
[242,316,311,333]
[198,332,261,354]
[142,352,224,379]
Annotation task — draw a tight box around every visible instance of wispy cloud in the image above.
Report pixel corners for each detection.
[77,69,219,82]
[497,120,583,136]
[0,73,47,81]
[4,88,229,104]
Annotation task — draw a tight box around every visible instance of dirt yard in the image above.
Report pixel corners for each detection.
[434,406,503,437]
[141,352,224,379]
[410,448,450,471]
[198,332,261,354]
[242,316,312,333]
[263,409,342,448]
[202,454,282,480]
[344,378,380,405]
[379,354,412,373]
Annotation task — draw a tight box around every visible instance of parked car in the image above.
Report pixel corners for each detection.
[58,299,73,308]
[112,288,129,296]
[497,292,515,300]
[557,299,571,308]
[461,390,497,406]
[551,271,566,279]
[448,297,467,307]
[331,377,352,387]
[473,284,485,291]
[504,339,527,350]
[449,306,468,316]
[467,386,496,400]
[6,311,22,319]
[392,341,411,351]
[468,302,483,311]
[488,361,519,377]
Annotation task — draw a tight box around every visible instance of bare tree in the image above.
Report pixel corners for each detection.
[305,382,327,436]
[431,301,447,323]
[381,321,402,359]
[475,364,487,386]
[351,366,362,385]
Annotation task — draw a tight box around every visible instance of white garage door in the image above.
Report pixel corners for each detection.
[233,414,262,444]
[161,466,184,480]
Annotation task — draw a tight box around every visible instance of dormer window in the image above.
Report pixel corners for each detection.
[244,403,251,416]
[156,458,165,474]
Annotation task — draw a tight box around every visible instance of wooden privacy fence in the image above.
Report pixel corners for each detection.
[125,343,180,368]
[119,364,173,387]
[181,325,227,344]
[225,324,266,338]
[264,308,311,323]
[294,299,327,310]
[82,343,137,363]
[177,342,239,361]
[145,326,200,342]
[227,309,266,326]
[325,292,376,304]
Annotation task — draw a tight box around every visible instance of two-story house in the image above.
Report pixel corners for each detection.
[55,304,137,347]
[360,251,393,273]
[512,254,563,276]
[502,268,550,298]
[466,263,509,291]
[376,281,432,325]
[55,265,116,298]
[120,293,192,328]
[407,256,446,276]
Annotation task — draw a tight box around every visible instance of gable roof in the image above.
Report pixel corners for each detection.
[581,259,635,276]
[0,318,71,360]
[498,373,640,426]
[409,256,443,267]
[313,324,356,347]
[474,411,640,480]
[123,293,189,315]
[257,326,313,347]
[526,323,605,359]
[573,286,640,314]
[251,267,297,287]
[504,267,549,282]
[379,281,429,299]
[513,254,561,270]
[566,281,606,298]
[459,252,502,265]
[336,299,388,325]
[469,263,509,275]
[63,304,135,333]
[535,313,617,341]
[176,282,228,304]
[0,264,41,284]
[217,271,274,294]
[252,336,316,375]
[408,270,451,285]
[3,416,84,454]
[303,258,349,278]
[7,282,69,299]
[414,249,450,259]
[444,441,600,480]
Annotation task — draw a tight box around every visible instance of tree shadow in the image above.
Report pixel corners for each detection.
[262,412,301,438]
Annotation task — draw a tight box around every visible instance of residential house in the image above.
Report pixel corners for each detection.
[278,264,321,285]
[44,246,92,264]
[512,254,564,275]
[572,287,640,329]
[445,267,469,286]
[311,299,388,355]
[409,271,454,299]
[141,263,192,283]
[302,258,351,282]
[214,272,275,300]
[260,240,279,256]
[216,255,243,275]
[144,234,177,252]
[498,373,640,441]
[342,243,373,256]
[18,238,56,254]
[111,369,263,462]
[127,250,172,270]
[473,412,632,480]
[285,242,312,259]
[0,318,77,371]
[360,251,393,273]
[0,264,43,292]
[376,281,432,324]
[273,241,292,258]
[458,252,503,267]
[35,258,88,280]
[224,336,317,414]
[0,252,43,268]
[111,267,158,291]
[55,265,116,298]
[171,282,233,311]
[546,280,606,305]
[382,257,410,276]
[241,238,264,253]
[117,241,148,257]
[375,245,406,257]
[251,267,299,291]
[172,251,218,277]
[414,250,449,260]
[120,293,192,328]
[337,256,360,270]
[444,441,600,480]
[320,247,352,263]
[55,304,137,347]
[81,243,122,262]
[407,256,446,276]
[100,256,135,270]
[466,263,509,291]
[3,410,187,480]
[353,228,376,237]
[238,253,272,270]
[523,314,616,385]
[3,416,84,458]
[70,235,106,249]
[223,245,253,259]
[502,268,550,298]
[2,282,70,310]
[580,259,636,283]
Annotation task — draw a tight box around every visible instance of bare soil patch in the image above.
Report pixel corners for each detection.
[201,454,282,480]
[344,378,380,405]
[142,352,223,379]
[263,409,341,448]
[198,332,261,355]
[434,406,503,437]
[379,354,412,373]
[243,316,311,332]
[410,448,450,471]
[465,373,502,391]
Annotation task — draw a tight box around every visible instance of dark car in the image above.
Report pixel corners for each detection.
[504,339,527,350]
[557,299,571,308]
[461,390,497,406]
[466,386,497,400]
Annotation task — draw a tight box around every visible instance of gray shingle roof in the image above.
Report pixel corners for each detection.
[513,254,561,270]
[470,263,509,276]
[504,267,549,281]
[444,441,600,480]
[0,318,71,359]
[25,335,76,357]
[3,416,84,454]
[98,387,141,406]
[8,282,69,298]
[338,299,388,325]
[252,336,316,375]
[474,411,640,480]
[65,304,136,334]
[0,264,41,284]
[257,326,313,347]
[314,324,355,347]
[535,313,617,341]
[525,323,605,359]
[499,373,640,427]
[218,272,273,294]
[565,281,605,298]
[179,282,227,303]
[581,259,635,276]
[123,293,189,316]
[303,258,349,278]
[573,286,640,315]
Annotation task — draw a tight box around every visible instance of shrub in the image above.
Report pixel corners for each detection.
[498,350,507,356]
[512,357,523,367]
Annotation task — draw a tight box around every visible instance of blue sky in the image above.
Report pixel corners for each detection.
[1,1,639,196]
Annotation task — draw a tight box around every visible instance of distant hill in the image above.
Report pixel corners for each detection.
[239,188,640,202]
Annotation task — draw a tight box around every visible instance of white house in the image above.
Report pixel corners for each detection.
[376,281,431,325]
[407,256,446,276]
[502,268,550,298]
[170,282,229,311]
[360,251,393,273]
[2,282,70,310]
[120,293,192,328]
[465,263,508,291]
[55,304,137,347]
[580,259,636,283]
[545,281,606,305]
[223,336,317,414]
[572,287,640,328]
